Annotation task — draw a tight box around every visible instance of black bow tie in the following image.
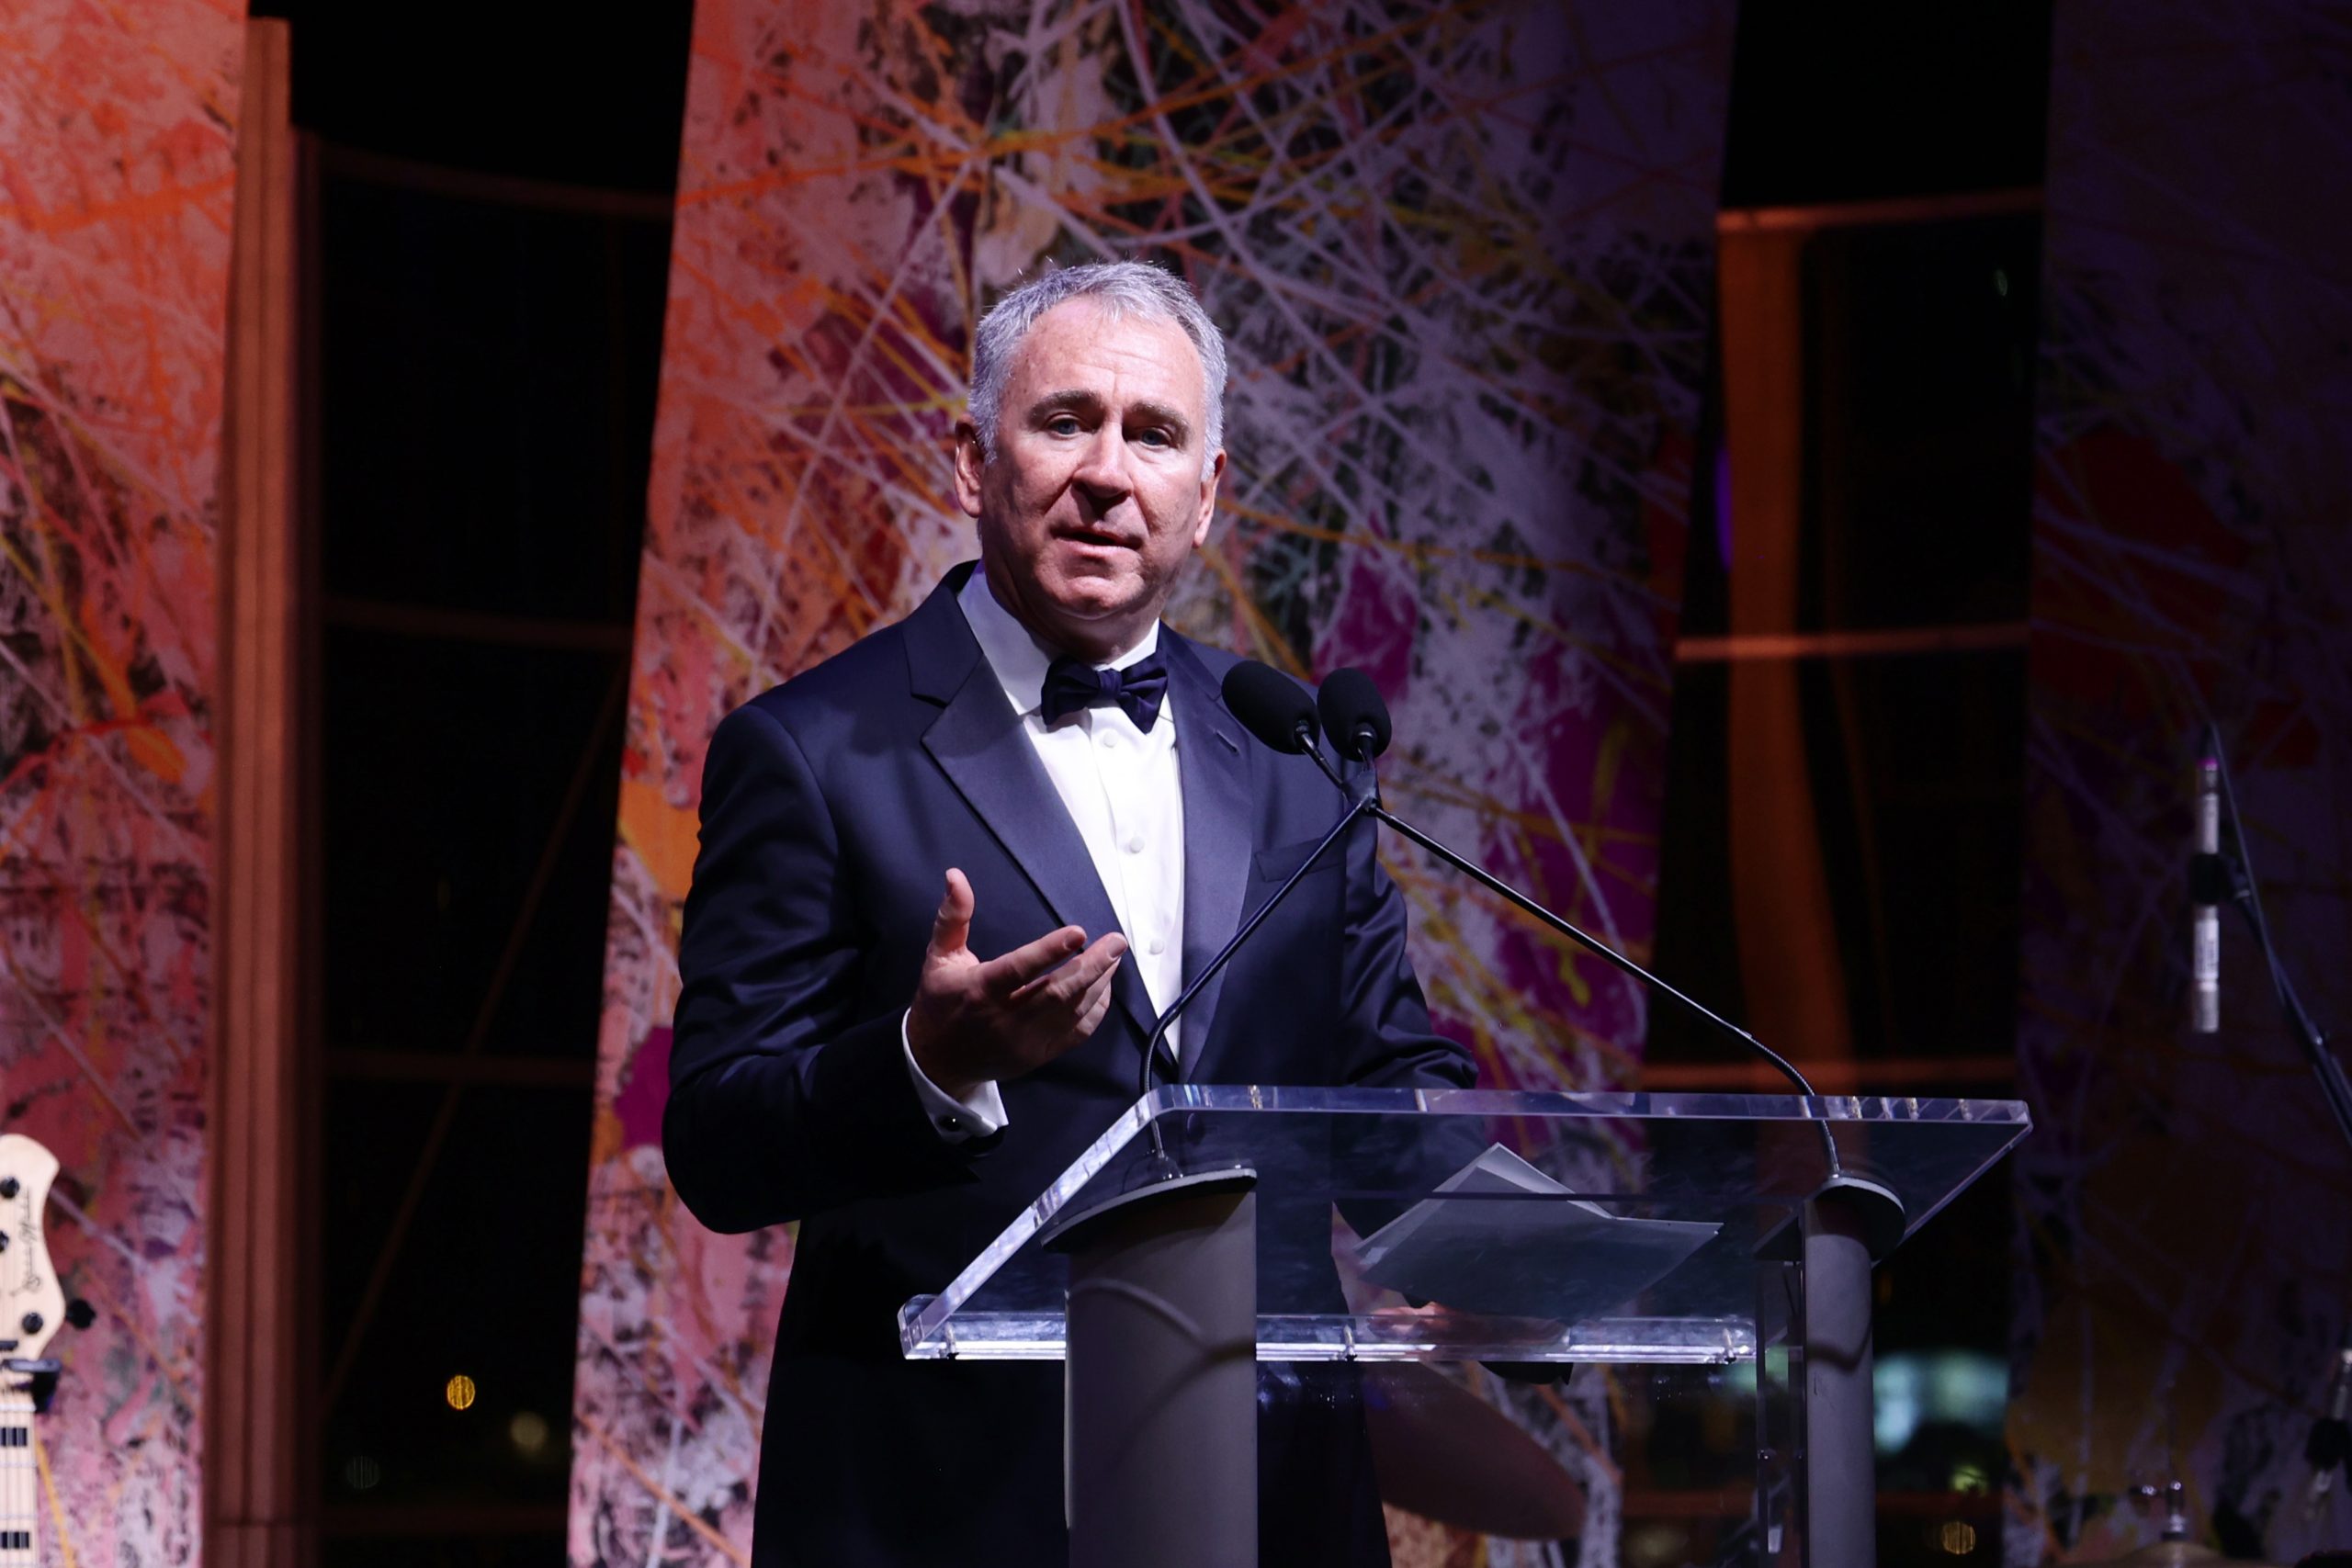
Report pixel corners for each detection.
[1040,650,1170,733]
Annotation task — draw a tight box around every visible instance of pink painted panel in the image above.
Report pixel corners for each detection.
[0,4,245,1563]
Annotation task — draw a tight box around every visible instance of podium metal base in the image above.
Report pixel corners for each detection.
[1044,1168,1261,1568]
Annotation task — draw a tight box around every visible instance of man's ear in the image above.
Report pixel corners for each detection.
[1190,447,1226,547]
[952,419,987,519]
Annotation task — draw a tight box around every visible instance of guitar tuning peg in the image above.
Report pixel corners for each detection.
[63,1300,94,1330]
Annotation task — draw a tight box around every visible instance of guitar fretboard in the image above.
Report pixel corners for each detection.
[0,1386,34,1567]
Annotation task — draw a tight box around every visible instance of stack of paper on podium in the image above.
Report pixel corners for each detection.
[1359,1145,1722,1322]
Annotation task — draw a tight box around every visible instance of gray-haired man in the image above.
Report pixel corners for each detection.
[664,260,1474,1566]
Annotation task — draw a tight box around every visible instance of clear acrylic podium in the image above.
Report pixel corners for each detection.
[900,1085,2030,1568]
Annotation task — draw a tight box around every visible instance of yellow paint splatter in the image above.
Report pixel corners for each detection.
[619,777,700,902]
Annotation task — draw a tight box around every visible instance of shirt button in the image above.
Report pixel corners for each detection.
[1148,935,1167,955]
[1125,835,1145,854]
[1098,730,1118,747]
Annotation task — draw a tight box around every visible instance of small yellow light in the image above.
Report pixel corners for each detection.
[509,1410,549,1456]
[1939,1520,1977,1555]
[445,1373,477,1411]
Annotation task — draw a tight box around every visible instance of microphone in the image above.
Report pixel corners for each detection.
[1224,658,1357,797]
[2200,717,2352,1146]
[2192,746,2222,1032]
[1221,660,1321,756]
[1317,667,1392,762]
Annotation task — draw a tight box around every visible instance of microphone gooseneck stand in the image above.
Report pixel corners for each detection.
[2197,722,2352,1519]
[1302,670,1827,1100]
[1129,791,1374,1170]
[1336,757,1822,1095]
[2197,723,2352,1152]
[1307,671,1887,1175]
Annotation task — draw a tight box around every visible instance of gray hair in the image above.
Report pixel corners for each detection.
[967,260,1227,479]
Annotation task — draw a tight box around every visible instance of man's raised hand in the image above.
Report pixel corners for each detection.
[906,868,1127,1101]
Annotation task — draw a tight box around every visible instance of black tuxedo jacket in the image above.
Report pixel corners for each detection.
[664,564,1476,1565]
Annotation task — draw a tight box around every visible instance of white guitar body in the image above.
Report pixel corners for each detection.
[0,1134,68,1568]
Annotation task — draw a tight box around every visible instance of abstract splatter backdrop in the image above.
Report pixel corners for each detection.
[2007,1,2352,1561]
[574,3,1731,1562]
[0,2,245,1563]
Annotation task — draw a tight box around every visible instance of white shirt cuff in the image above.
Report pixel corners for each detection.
[901,1010,1008,1141]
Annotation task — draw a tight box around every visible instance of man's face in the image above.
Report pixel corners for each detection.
[955,299,1224,660]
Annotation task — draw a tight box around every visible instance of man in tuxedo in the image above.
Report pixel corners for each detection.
[663,261,1476,1566]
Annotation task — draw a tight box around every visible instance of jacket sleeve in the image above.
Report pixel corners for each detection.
[662,702,994,1234]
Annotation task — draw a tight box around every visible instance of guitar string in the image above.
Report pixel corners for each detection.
[32,1408,72,1568]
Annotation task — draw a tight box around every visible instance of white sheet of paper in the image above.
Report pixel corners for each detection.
[1358,1145,1721,1322]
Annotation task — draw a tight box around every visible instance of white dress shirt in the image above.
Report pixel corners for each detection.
[901,570,1188,1139]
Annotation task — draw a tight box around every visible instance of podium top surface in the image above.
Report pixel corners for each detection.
[899,1085,2030,1365]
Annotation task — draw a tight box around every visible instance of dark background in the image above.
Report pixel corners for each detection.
[248,2,2052,1562]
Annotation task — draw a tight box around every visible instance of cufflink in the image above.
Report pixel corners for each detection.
[939,1114,962,1132]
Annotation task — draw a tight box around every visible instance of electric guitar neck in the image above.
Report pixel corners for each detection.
[0,1135,68,1568]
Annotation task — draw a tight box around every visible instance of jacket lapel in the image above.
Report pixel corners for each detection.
[908,570,1156,1042]
[1165,634,1253,1080]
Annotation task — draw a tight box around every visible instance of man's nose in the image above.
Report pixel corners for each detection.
[1070,423,1133,503]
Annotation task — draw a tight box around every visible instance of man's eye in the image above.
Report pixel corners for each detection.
[1046,415,1082,435]
[1134,428,1172,447]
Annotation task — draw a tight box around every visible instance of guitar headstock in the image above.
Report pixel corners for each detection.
[0,1135,65,1369]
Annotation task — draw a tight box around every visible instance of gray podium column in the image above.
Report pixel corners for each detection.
[1046,1168,1261,1568]
[1800,1176,1903,1568]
